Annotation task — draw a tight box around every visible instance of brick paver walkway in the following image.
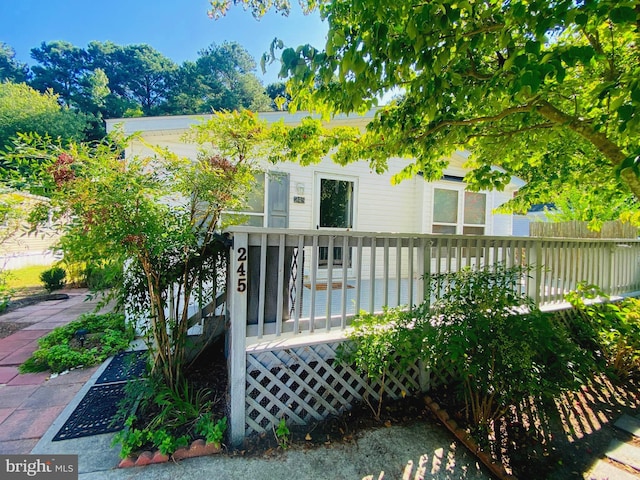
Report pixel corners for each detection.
[0,290,107,454]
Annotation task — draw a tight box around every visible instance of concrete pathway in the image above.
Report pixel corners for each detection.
[586,414,640,479]
[0,289,105,454]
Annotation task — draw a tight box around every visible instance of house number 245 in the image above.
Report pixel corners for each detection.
[236,247,247,292]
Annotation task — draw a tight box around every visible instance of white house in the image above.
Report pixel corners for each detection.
[106,112,640,445]
[105,110,524,239]
[107,110,525,328]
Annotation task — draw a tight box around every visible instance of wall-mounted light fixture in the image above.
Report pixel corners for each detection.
[296,183,305,195]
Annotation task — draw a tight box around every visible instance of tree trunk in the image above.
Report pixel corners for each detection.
[536,100,640,200]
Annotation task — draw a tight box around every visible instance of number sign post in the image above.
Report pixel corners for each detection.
[228,232,248,446]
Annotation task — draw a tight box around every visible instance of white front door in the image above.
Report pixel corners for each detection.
[315,174,357,278]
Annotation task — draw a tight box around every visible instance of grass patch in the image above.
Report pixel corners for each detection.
[5,264,52,296]
[19,312,135,374]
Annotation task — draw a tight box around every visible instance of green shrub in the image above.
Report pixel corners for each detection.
[19,312,134,373]
[419,264,590,429]
[195,416,227,447]
[340,264,591,433]
[84,262,121,290]
[0,269,12,313]
[39,266,66,292]
[337,306,420,419]
[566,283,640,379]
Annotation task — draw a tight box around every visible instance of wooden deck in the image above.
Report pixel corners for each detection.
[224,227,640,445]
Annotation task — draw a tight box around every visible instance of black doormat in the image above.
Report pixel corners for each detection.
[52,383,128,441]
[96,350,147,385]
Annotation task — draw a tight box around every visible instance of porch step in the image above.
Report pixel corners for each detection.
[605,439,640,472]
[586,460,640,480]
[616,415,640,438]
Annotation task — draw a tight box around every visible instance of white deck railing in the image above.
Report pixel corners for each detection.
[227,227,640,342]
[224,226,640,445]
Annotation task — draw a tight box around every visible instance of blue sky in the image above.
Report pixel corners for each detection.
[0,0,328,85]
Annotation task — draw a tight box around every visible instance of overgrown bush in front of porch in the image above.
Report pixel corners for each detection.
[341,264,593,436]
[419,264,592,431]
[566,283,640,379]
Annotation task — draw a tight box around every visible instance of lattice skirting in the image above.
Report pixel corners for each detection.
[244,341,451,436]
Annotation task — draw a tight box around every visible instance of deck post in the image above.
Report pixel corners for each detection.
[228,232,248,446]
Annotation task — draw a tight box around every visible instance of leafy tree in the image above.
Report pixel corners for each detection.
[0,82,87,152]
[30,40,271,118]
[3,110,291,390]
[211,0,640,222]
[30,41,89,108]
[165,42,272,114]
[86,41,142,118]
[0,42,29,83]
[115,44,177,115]
[31,41,178,118]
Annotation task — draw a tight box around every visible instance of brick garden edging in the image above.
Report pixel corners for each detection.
[118,439,222,468]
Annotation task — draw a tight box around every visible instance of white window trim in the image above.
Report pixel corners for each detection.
[431,183,489,235]
[313,172,358,277]
[222,172,268,227]
[314,172,358,231]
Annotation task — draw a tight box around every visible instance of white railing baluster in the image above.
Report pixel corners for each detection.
[355,236,363,314]
[257,233,267,338]
[369,235,376,314]
[326,235,334,331]
[294,234,304,334]
[275,234,285,337]
[408,237,415,307]
[396,238,402,307]
[446,237,453,273]
[383,237,390,307]
[341,235,349,329]
[309,236,318,333]
[434,237,442,277]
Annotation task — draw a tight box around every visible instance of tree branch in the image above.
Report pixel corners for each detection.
[535,100,640,199]
[467,122,555,139]
[414,104,536,141]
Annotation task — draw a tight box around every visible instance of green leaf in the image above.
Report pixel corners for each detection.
[610,7,636,24]
[574,13,589,26]
[520,70,541,92]
[618,104,635,122]
[525,41,541,55]
[406,19,418,40]
[514,54,529,69]
[281,48,297,69]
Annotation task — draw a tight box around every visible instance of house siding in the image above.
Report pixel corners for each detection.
[109,113,521,239]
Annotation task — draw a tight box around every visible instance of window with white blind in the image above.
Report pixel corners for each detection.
[432,188,486,235]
